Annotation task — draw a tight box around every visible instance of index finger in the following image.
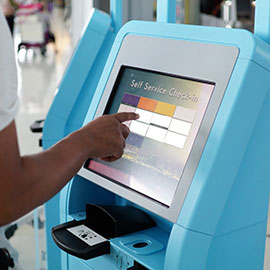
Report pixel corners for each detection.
[113,112,140,123]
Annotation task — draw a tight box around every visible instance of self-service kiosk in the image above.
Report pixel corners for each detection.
[43,0,270,269]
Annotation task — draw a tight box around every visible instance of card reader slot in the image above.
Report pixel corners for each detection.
[52,220,110,260]
[51,204,156,260]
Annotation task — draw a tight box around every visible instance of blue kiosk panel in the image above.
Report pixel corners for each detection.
[71,24,270,269]
[42,8,117,270]
[43,1,270,269]
[79,33,239,224]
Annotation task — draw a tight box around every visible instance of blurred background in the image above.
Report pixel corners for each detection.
[0,0,268,269]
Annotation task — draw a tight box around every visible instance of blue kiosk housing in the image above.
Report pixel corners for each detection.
[43,1,270,269]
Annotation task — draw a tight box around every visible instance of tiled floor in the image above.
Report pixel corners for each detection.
[4,6,270,270]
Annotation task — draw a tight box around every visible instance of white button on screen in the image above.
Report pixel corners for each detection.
[169,119,192,136]
[165,132,186,148]
[118,104,136,113]
[173,106,196,122]
[135,108,153,124]
[130,121,149,136]
[146,125,167,142]
[151,113,171,128]
[118,104,136,127]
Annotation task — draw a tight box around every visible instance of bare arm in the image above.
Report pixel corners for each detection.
[0,112,139,226]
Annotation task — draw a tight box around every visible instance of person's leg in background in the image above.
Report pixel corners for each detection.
[5,14,14,36]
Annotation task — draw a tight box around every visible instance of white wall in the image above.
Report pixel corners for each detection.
[71,0,93,47]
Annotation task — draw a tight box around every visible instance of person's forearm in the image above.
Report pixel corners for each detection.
[0,113,138,226]
[0,130,88,225]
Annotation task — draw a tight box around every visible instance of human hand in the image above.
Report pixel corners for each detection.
[79,112,139,162]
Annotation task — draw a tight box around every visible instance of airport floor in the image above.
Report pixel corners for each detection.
[6,7,270,270]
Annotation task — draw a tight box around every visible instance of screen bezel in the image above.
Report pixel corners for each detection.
[78,34,239,222]
[84,65,216,207]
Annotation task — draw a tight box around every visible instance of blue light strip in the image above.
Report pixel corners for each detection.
[157,0,176,23]
[110,0,122,32]
[254,0,270,44]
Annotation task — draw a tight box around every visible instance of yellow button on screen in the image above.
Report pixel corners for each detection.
[155,102,176,117]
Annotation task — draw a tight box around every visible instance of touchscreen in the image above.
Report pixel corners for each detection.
[84,66,215,206]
